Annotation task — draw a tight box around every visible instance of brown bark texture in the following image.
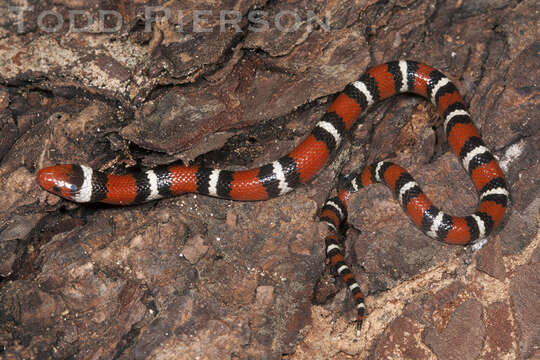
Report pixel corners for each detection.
[0,1,538,359]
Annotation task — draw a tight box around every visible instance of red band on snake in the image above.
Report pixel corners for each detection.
[37,60,509,335]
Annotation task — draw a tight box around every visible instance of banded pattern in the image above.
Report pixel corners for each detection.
[37,61,509,335]
[316,61,507,334]
[319,195,366,336]
[320,158,508,334]
[344,161,508,244]
[37,60,507,211]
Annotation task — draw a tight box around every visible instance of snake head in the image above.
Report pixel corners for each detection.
[37,164,89,202]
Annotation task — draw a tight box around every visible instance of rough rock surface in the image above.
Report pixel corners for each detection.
[0,1,538,359]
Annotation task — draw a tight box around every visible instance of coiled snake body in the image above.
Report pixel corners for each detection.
[37,60,509,336]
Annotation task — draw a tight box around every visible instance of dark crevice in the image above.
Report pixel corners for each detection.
[0,211,86,285]
[3,75,130,113]
[112,326,141,360]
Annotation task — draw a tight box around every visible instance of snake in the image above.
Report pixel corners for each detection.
[36,60,509,336]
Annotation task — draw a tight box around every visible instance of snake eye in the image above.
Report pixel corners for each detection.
[37,165,83,201]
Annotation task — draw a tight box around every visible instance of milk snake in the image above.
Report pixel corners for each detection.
[37,60,509,336]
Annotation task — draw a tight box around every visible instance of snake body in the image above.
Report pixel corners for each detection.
[37,60,509,335]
